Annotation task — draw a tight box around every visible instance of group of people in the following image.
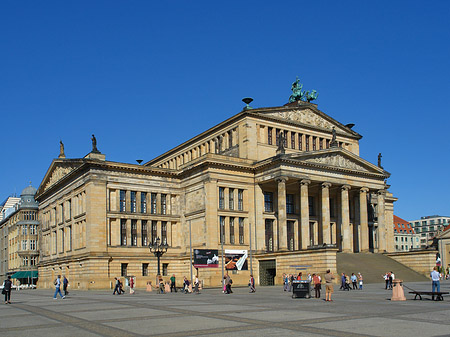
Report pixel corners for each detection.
[282,272,304,292]
[382,271,395,290]
[53,275,69,299]
[113,277,126,295]
[340,272,363,291]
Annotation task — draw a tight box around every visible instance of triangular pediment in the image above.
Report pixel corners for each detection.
[286,148,387,175]
[37,160,84,195]
[254,104,360,138]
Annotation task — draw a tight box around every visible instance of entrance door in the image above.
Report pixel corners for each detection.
[259,259,276,286]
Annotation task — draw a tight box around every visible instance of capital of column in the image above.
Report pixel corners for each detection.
[341,185,351,191]
[300,179,311,186]
[321,182,332,189]
[360,187,369,194]
[377,189,386,196]
[276,177,288,184]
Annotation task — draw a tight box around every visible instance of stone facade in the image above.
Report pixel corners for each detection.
[36,100,396,289]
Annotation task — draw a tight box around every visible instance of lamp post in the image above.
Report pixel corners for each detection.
[148,237,168,276]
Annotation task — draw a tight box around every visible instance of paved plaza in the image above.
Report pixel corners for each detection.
[1,281,450,337]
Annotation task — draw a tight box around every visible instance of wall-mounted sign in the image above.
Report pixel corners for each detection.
[193,249,219,268]
[225,249,248,271]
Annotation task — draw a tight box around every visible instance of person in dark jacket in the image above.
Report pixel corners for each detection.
[63,276,69,296]
[3,276,12,304]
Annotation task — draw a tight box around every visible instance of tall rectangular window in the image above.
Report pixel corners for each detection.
[23,256,28,266]
[131,220,137,246]
[130,191,137,213]
[142,220,148,246]
[22,225,27,235]
[60,228,64,252]
[219,216,225,243]
[120,219,127,246]
[229,217,235,244]
[268,127,273,145]
[22,240,27,250]
[30,225,36,235]
[142,263,148,276]
[308,196,315,216]
[61,204,65,222]
[151,221,157,244]
[275,129,280,146]
[161,221,167,244]
[283,130,288,147]
[68,225,72,251]
[305,136,310,151]
[228,130,233,148]
[265,219,273,252]
[299,134,303,150]
[141,192,147,213]
[239,217,244,244]
[286,194,294,214]
[120,190,126,212]
[161,194,167,215]
[163,263,168,276]
[319,138,323,150]
[326,139,330,148]
[68,200,71,219]
[264,192,273,212]
[219,187,225,209]
[312,136,317,150]
[151,193,157,214]
[287,221,295,251]
[238,189,244,211]
[121,263,128,277]
[30,256,37,266]
[229,188,234,210]
[291,132,295,148]
[329,198,335,217]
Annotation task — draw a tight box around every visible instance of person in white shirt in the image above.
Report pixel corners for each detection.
[430,267,441,300]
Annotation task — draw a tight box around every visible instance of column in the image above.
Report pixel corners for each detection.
[359,187,369,252]
[300,179,311,249]
[377,190,386,252]
[321,182,332,245]
[277,178,288,250]
[341,185,352,252]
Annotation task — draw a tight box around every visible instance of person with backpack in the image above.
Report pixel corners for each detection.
[63,275,69,296]
[113,277,121,295]
[3,275,12,304]
[53,275,65,299]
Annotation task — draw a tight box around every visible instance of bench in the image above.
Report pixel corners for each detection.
[408,291,449,301]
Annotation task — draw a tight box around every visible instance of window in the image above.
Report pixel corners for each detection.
[121,263,128,277]
[61,203,65,222]
[228,130,233,148]
[120,219,127,246]
[30,256,37,266]
[60,228,65,252]
[68,225,72,251]
[283,130,288,147]
[151,221,157,244]
[286,194,294,214]
[131,220,137,246]
[291,132,295,148]
[151,193,157,214]
[329,198,335,218]
[219,216,225,243]
[161,221,167,244]
[298,134,303,150]
[264,192,273,212]
[30,225,36,235]
[229,189,234,210]
[265,219,273,252]
[22,240,27,250]
[120,190,126,212]
[305,135,310,151]
[268,127,273,145]
[230,217,235,244]
[130,191,137,213]
[161,194,167,215]
[23,256,28,266]
[308,196,315,216]
[319,138,323,150]
[238,189,244,211]
[219,187,225,209]
[239,218,244,244]
[30,239,36,250]
[68,200,71,219]
[162,263,168,276]
[287,221,295,251]
[276,129,280,146]
[142,220,148,246]
[141,192,147,213]
[22,225,27,235]
[312,136,317,150]
[142,263,148,276]
[326,139,330,148]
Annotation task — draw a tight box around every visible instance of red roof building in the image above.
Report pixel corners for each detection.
[393,215,419,251]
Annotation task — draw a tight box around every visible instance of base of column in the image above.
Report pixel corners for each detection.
[341,248,353,253]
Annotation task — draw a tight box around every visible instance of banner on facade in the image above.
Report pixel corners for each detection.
[193,249,219,268]
[224,249,248,271]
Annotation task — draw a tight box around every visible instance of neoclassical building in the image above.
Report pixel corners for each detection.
[36,89,396,289]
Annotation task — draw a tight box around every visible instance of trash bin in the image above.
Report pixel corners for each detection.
[292,280,311,299]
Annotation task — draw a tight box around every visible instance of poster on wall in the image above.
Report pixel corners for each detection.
[193,249,219,268]
[224,249,248,271]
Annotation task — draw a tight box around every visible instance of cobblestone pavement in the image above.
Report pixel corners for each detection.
[2,281,450,337]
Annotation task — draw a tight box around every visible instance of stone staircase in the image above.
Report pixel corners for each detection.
[337,252,429,284]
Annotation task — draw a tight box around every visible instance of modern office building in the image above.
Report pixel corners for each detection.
[409,215,450,248]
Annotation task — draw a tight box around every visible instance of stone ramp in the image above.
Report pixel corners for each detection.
[337,252,429,284]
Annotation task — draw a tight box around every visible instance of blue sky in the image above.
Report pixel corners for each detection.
[1,1,449,220]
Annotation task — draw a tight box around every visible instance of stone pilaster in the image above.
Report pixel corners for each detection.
[341,185,352,252]
[377,190,386,252]
[359,187,369,252]
[300,179,311,249]
[321,182,332,245]
[277,178,288,250]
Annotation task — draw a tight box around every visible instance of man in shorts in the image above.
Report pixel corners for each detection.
[324,269,335,302]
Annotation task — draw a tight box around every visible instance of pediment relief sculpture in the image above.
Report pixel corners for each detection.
[44,165,77,190]
[303,153,369,172]
[268,109,336,131]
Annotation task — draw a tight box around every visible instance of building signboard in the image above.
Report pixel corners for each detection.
[225,249,248,271]
[193,249,219,268]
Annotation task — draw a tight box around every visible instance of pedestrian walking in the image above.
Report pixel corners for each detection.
[194,275,200,294]
[53,275,65,299]
[431,266,441,300]
[3,275,12,304]
[225,274,233,294]
[358,273,363,290]
[249,274,256,293]
[351,273,357,290]
[130,277,135,294]
[340,273,346,290]
[170,274,177,292]
[324,270,335,302]
[63,275,69,296]
[113,277,121,295]
[313,273,321,299]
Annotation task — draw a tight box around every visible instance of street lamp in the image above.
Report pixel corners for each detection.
[148,237,168,276]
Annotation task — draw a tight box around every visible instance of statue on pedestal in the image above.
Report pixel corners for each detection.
[58,140,65,158]
[378,153,383,169]
[92,134,99,153]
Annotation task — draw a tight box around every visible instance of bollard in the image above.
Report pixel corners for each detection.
[391,279,406,301]
[146,281,152,292]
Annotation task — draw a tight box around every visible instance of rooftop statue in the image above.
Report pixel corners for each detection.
[378,153,383,169]
[58,140,65,158]
[306,90,319,102]
[288,76,318,103]
[92,134,99,153]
